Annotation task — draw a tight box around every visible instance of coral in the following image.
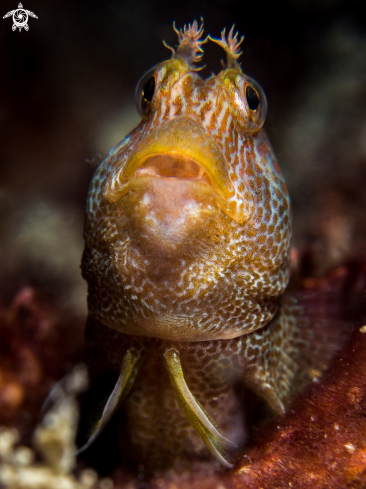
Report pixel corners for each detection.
[0,287,84,436]
[0,365,113,489]
[226,330,366,488]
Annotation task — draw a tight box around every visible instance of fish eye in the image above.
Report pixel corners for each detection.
[143,76,155,103]
[135,68,157,117]
[233,74,267,131]
[245,85,260,111]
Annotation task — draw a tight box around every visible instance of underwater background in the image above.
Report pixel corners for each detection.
[0,0,366,487]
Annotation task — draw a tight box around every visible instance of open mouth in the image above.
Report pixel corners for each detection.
[133,153,214,188]
[105,118,233,201]
[103,118,253,223]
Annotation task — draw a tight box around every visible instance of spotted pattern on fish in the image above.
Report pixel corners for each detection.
[80,22,335,472]
[83,65,291,339]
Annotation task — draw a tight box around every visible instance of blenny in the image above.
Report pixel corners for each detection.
[80,22,331,472]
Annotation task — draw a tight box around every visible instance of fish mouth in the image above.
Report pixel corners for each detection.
[105,118,233,197]
[104,118,251,222]
[133,153,216,189]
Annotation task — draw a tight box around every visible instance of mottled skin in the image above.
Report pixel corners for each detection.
[80,23,329,471]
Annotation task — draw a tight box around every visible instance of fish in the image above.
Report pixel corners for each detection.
[79,21,334,472]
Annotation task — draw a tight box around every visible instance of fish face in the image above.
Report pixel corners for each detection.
[82,24,291,342]
[103,59,270,227]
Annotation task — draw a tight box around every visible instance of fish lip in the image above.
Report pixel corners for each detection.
[104,117,235,203]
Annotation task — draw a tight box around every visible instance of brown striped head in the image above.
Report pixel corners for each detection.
[102,22,272,227]
[82,22,292,341]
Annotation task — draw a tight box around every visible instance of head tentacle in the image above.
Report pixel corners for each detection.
[163,20,207,70]
[209,25,244,71]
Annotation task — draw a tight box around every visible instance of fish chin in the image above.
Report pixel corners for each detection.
[121,173,219,247]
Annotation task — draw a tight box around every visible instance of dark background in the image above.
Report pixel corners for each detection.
[0,0,365,314]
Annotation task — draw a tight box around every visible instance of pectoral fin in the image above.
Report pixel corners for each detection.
[78,347,145,453]
[162,347,236,468]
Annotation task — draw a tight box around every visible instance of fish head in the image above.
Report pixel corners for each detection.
[82,22,292,341]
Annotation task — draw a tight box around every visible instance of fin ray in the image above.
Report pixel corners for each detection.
[162,347,236,467]
[78,347,145,453]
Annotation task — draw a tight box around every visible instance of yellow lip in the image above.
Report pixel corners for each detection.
[104,118,235,203]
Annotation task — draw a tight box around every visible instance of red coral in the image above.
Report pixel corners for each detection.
[0,287,84,438]
[227,328,366,489]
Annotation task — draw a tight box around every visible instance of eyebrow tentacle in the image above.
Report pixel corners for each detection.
[208,25,244,71]
[163,20,208,70]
